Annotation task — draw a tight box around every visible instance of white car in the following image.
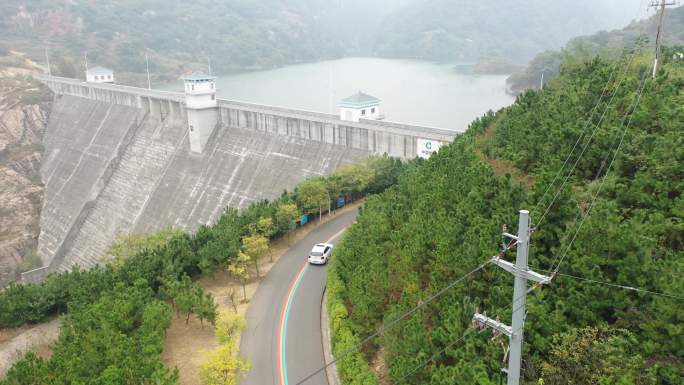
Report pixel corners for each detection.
[308,243,333,265]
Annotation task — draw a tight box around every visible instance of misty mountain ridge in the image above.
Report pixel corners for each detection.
[0,0,645,81]
[508,4,684,93]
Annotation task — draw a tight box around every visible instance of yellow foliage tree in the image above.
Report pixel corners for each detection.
[227,252,250,301]
[200,312,250,385]
[242,234,269,278]
[215,311,246,344]
[199,344,250,385]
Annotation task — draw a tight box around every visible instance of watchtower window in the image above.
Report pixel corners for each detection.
[361,109,366,115]
[371,108,375,113]
[191,84,195,90]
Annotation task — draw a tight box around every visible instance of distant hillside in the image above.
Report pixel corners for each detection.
[372,0,642,68]
[0,0,410,83]
[507,5,684,93]
[0,1,650,83]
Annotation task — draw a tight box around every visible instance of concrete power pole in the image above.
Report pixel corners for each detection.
[473,210,551,385]
[84,51,89,80]
[650,0,677,78]
[45,48,51,75]
[146,54,152,89]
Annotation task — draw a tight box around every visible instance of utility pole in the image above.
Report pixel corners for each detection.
[45,47,51,76]
[650,0,677,78]
[473,210,551,385]
[208,57,212,76]
[145,53,152,89]
[540,72,544,90]
[84,51,89,79]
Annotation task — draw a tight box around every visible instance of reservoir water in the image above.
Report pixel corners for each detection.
[165,58,515,131]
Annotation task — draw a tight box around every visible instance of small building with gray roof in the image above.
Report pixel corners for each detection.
[339,91,384,122]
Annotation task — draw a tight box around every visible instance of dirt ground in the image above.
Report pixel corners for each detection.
[0,318,60,376]
[162,201,362,385]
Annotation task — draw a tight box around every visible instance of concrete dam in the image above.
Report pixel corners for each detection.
[25,74,457,281]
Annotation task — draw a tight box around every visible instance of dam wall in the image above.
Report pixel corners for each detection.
[26,95,371,279]
[216,100,455,159]
[36,75,457,160]
[34,96,146,278]
[24,75,457,280]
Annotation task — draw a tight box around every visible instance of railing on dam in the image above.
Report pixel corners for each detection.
[35,74,185,102]
[35,73,459,159]
[216,99,457,142]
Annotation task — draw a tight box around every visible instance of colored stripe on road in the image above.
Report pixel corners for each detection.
[279,262,309,385]
[278,226,350,385]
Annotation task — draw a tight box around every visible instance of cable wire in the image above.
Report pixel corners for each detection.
[531,54,626,218]
[536,269,684,301]
[532,0,652,227]
[388,281,547,384]
[294,260,491,385]
[549,69,649,274]
[365,56,652,385]
[392,329,474,384]
[534,51,639,229]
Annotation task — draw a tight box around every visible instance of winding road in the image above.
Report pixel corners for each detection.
[240,209,357,385]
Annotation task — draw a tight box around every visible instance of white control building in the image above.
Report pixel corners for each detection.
[339,91,384,122]
[86,67,114,84]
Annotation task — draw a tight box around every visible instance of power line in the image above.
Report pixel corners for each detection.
[389,329,475,384]
[531,54,627,219]
[392,279,548,385]
[294,260,491,385]
[403,249,682,384]
[535,269,684,301]
[534,50,639,229]
[549,69,650,275]
[531,0,651,223]
[350,56,651,385]
[649,0,678,78]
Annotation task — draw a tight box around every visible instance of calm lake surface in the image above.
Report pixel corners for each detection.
[164,58,515,131]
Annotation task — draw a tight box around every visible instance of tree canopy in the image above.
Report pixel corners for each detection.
[328,52,684,384]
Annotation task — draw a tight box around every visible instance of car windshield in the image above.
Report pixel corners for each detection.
[310,251,324,257]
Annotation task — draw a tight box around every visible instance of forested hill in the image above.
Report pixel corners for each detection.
[508,5,684,93]
[0,0,407,83]
[372,0,641,68]
[2,1,644,82]
[328,50,684,384]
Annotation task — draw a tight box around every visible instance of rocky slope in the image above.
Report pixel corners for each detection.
[0,54,50,284]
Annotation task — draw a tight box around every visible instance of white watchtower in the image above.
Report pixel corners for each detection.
[183,72,218,153]
[339,91,384,122]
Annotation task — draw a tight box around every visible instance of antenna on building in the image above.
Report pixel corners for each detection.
[45,47,51,76]
[208,57,212,76]
[328,62,334,113]
[649,0,677,78]
[84,51,89,79]
[145,53,151,89]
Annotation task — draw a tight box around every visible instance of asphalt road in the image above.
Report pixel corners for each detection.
[240,209,358,385]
